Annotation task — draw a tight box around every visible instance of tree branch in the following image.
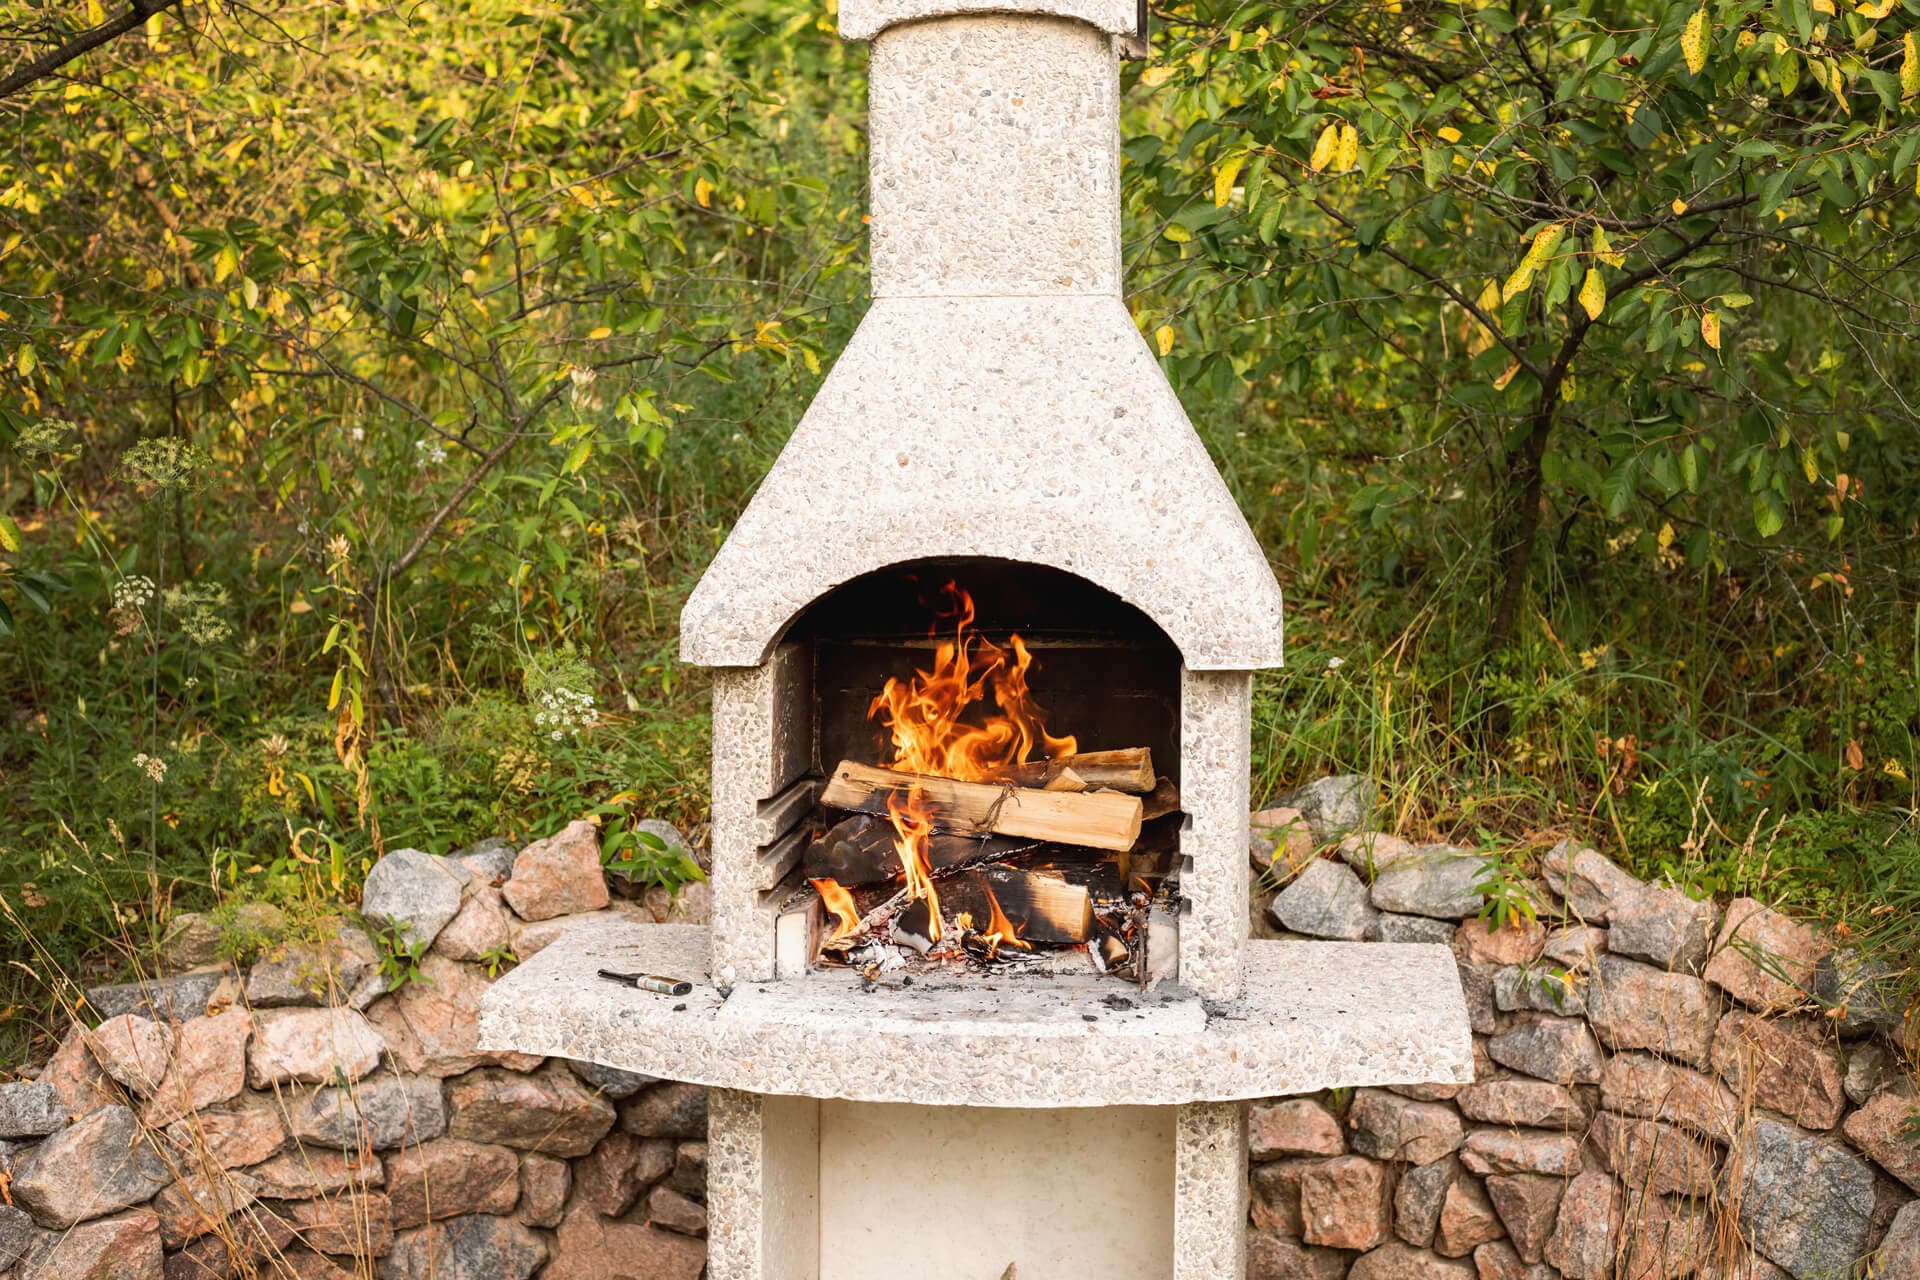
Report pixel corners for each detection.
[0,0,184,102]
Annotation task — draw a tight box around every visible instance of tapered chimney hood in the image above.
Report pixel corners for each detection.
[680,1,1285,672]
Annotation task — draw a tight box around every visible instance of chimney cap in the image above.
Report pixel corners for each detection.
[839,0,1143,41]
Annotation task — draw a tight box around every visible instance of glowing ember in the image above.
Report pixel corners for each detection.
[868,583,1077,782]
[886,786,942,944]
[811,877,861,945]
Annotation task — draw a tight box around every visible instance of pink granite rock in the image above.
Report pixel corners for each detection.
[246,1007,385,1087]
[384,1137,520,1227]
[367,953,542,1077]
[1599,1053,1742,1145]
[1710,1009,1846,1130]
[1251,1098,1346,1159]
[1460,1129,1584,1178]
[1590,1112,1717,1197]
[445,1065,616,1158]
[501,820,609,922]
[276,1190,394,1256]
[1347,1242,1477,1279]
[1251,806,1316,877]
[1471,1240,1550,1280]
[545,1204,706,1280]
[1484,1173,1563,1263]
[433,885,514,963]
[1584,956,1718,1067]
[1456,1080,1587,1131]
[149,1167,260,1248]
[1301,1155,1394,1251]
[1454,917,1546,967]
[520,1153,571,1228]
[1842,1092,1920,1193]
[1248,1231,1349,1279]
[161,1092,290,1169]
[1542,1169,1621,1279]
[383,1214,549,1280]
[141,1008,249,1129]
[1703,897,1828,1013]
[1349,1089,1464,1166]
[35,1023,119,1121]
[571,1131,675,1217]
[13,1209,164,1280]
[247,1148,385,1199]
[1433,1175,1504,1258]
[646,1184,707,1237]
[84,1013,174,1097]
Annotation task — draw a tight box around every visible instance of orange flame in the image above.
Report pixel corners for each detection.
[868,583,1076,782]
[887,786,941,944]
[810,877,860,945]
[977,882,1032,958]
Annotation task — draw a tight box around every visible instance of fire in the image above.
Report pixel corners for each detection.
[810,877,861,945]
[976,882,1032,958]
[886,786,941,944]
[868,583,1076,782]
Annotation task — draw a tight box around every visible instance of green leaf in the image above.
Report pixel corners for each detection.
[1753,492,1786,539]
[0,515,20,553]
[1601,458,1638,517]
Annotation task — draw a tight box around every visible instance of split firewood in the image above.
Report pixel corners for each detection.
[989,747,1155,793]
[1041,768,1087,793]
[801,813,1042,887]
[941,866,1095,946]
[821,760,1143,853]
[1138,776,1182,821]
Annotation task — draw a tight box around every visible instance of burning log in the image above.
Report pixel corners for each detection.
[941,865,1095,946]
[988,747,1157,793]
[821,760,1143,853]
[801,813,1041,887]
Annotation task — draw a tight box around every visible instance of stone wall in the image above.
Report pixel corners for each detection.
[2,798,1914,1280]
[1247,782,1918,1280]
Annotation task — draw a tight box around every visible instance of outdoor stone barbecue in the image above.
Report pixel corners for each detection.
[479,3,1474,1276]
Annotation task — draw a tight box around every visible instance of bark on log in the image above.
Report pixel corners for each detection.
[942,866,1095,946]
[820,761,1144,852]
[801,814,1041,887]
[989,748,1156,793]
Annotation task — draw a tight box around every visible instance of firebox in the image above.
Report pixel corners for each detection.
[480,4,1473,1276]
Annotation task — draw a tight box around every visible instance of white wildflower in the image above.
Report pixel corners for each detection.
[1326,656,1345,670]
[413,438,449,469]
[110,575,156,612]
[133,753,168,783]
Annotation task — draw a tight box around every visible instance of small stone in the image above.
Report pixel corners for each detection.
[1300,1155,1393,1251]
[571,1132,676,1218]
[1540,841,1641,924]
[520,1154,570,1228]
[446,1065,616,1158]
[290,1074,447,1153]
[1486,1015,1605,1086]
[1456,1080,1587,1131]
[1367,914,1460,945]
[454,836,520,883]
[433,886,515,963]
[1585,955,1718,1068]
[1370,847,1492,920]
[1539,925,1606,971]
[1350,1089,1463,1166]
[1,1204,33,1269]
[150,1168,260,1248]
[14,1210,164,1280]
[1389,1082,1463,1103]
[668,1140,706,1198]
[545,1205,705,1280]
[1347,1242,1476,1280]
[1251,1098,1346,1159]
[1874,1200,1920,1276]
[1599,1053,1741,1145]
[159,1091,288,1170]
[84,1013,175,1096]
[1813,946,1902,1037]
[141,1009,249,1129]
[501,821,609,922]
[646,1184,707,1237]
[1454,917,1546,967]
[367,953,541,1078]
[1702,897,1828,1014]
[362,848,468,952]
[1843,1041,1895,1106]
[247,1148,384,1199]
[83,967,229,1023]
[0,1083,66,1140]
[1590,1112,1716,1197]
[1434,1175,1503,1258]
[159,912,224,971]
[1459,1129,1583,1178]
[1842,1092,1920,1193]
[246,1007,385,1088]
[618,1082,709,1140]
[1271,774,1375,842]
[563,1057,658,1100]
[1270,858,1379,940]
[1491,965,1582,1016]
[383,1214,549,1280]
[384,1138,520,1227]
[1394,1156,1459,1247]
[1541,1169,1620,1280]
[11,1106,172,1229]
[276,1190,394,1255]
[161,1202,297,1280]
[1734,1115,1874,1280]
[1248,1231,1349,1280]
[1618,1190,1713,1280]
[1606,884,1716,974]
[1458,964,1496,1036]
[1340,832,1420,876]
[1250,806,1315,880]
[1710,1010,1846,1131]
[1484,1173,1562,1263]
[1472,1240,1556,1280]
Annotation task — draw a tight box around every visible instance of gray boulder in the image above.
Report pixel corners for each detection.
[1606,883,1716,973]
[362,847,467,952]
[1269,774,1375,841]
[1540,840,1641,923]
[384,1213,549,1280]
[1366,913,1458,945]
[1369,846,1491,919]
[455,836,521,883]
[1814,946,1902,1038]
[0,1203,31,1268]
[565,1057,660,1100]
[1269,858,1379,941]
[289,1074,448,1152]
[1735,1116,1875,1280]
[1486,1015,1605,1086]
[10,1106,172,1228]
[0,1083,65,1140]
[244,920,380,1008]
[82,966,228,1023]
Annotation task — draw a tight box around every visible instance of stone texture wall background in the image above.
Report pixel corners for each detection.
[1,792,1914,1280]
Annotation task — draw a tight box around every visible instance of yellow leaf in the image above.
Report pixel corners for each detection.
[85,0,104,22]
[1502,264,1535,302]
[1155,325,1175,357]
[1671,197,1689,215]
[1139,65,1175,87]
[1801,448,1819,483]
[1701,310,1722,350]
[1578,268,1607,320]
[1857,0,1894,15]
[694,176,712,208]
[0,514,21,553]
[1812,0,1835,12]
[1213,153,1246,208]
[1522,221,1565,269]
[1592,225,1626,267]
[588,326,612,340]
[1309,123,1339,173]
[1437,126,1463,143]
[1682,8,1710,75]
[288,598,313,614]
[14,344,34,376]
[1162,224,1191,243]
[1657,521,1675,551]
[213,244,239,284]
[1901,32,1918,98]
[1336,124,1360,172]
[1493,360,1522,391]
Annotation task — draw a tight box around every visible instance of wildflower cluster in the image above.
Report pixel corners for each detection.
[163,582,233,647]
[414,438,449,469]
[533,685,599,741]
[122,438,209,492]
[132,753,168,783]
[566,365,600,412]
[110,575,156,613]
[17,417,78,458]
